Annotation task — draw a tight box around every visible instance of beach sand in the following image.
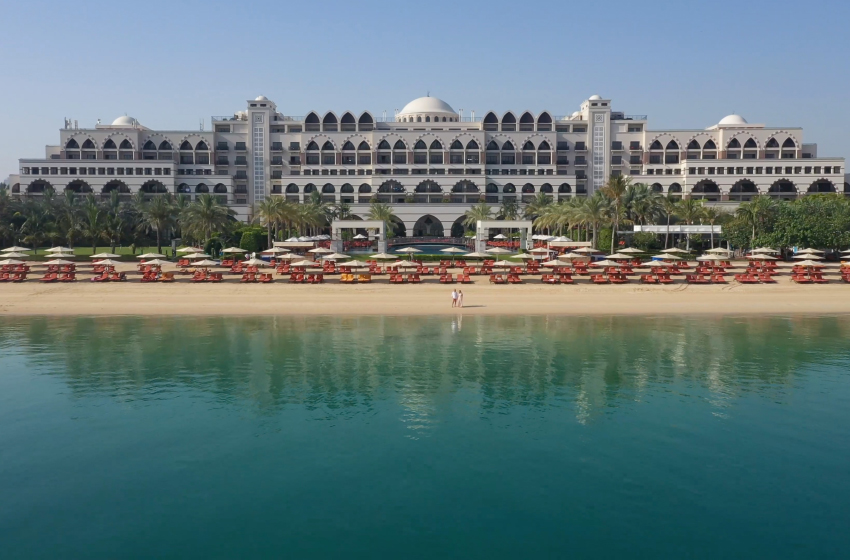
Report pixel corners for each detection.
[1,263,849,316]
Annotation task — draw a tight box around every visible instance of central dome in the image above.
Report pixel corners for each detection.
[111,116,138,127]
[398,96,456,117]
[718,114,747,125]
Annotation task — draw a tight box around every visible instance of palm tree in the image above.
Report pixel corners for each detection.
[701,206,725,249]
[256,198,281,248]
[498,199,519,221]
[462,201,493,229]
[576,193,610,249]
[58,190,83,248]
[736,195,778,248]
[533,200,575,236]
[80,195,105,253]
[601,174,632,252]
[140,196,176,253]
[19,200,53,253]
[523,192,552,224]
[367,201,400,236]
[182,194,235,244]
[676,198,705,250]
[659,195,679,249]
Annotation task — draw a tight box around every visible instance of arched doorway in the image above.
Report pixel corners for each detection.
[690,180,720,201]
[412,215,445,237]
[729,179,759,201]
[808,179,835,194]
[768,180,797,200]
[26,179,53,195]
[388,216,406,238]
[65,180,92,194]
[450,216,467,238]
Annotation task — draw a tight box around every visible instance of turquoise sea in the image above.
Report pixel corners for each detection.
[1,316,849,559]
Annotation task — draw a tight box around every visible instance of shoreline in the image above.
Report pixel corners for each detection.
[2,272,850,317]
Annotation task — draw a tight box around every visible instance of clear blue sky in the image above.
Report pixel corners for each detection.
[2,0,848,180]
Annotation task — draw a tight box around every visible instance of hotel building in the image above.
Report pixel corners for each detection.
[9,95,847,236]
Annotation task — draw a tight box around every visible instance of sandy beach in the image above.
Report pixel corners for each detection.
[2,263,849,316]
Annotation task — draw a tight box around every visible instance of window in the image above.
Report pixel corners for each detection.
[322,155,335,165]
[538,154,550,164]
[628,126,642,133]
[466,153,480,164]
[629,141,641,150]
[235,142,246,150]
[611,141,623,150]
[575,156,586,165]
[556,142,570,151]
[501,154,515,165]
[575,142,586,150]
[629,156,641,165]
[573,127,586,133]
[611,155,622,164]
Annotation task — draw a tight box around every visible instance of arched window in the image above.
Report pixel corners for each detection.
[358,112,374,125]
[668,183,682,193]
[483,112,498,131]
[414,140,427,150]
[503,183,516,193]
[159,141,172,151]
[429,139,443,150]
[651,183,663,192]
[687,140,700,150]
[321,141,335,151]
[416,180,441,193]
[649,140,663,150]
[558,183,571,193]
[808,180,835,193]
[306,141,319,151]
[140,181,168,194]
[378,180,404,193]
[340,112,355,124]
[82,139,96,149]
[393,140,406,150]
[727,138,741,149]
[213,184,227,193]
[359,184,371,193]
[357,141,370,151]
[522,183,535,193]
[486,183,499,193]
[540,183,553,193]
[180,141,193,150]
[703,139,716,150]
[65,139,79,149]
[522,141,535,150]
[416,116,422,122]
[666,140,679,150]
[519,111,534,130]
[452,180,478,193]
[143,140,156,150]
[782,138,796,148]
[65,180,92,193]
[322,184,335,193]
[341,141,355,150]
[502,112,516,124]
[450,140,463,150]
[487,141,499,151]
[341,184,354,193]
[102,180,130,194]
[119,139,133,150]
[195,183,209,193]
[305,112,320,124]
[177,183,191,193]
[466,140,479,150]
[103,139,117,150]
[743,138,757,149]
[304,183,316,193]
[195,141,209,151]
[765,138,779,148]
[537,112,552,130]
[377,140,391,150]
[502,141,514,151]
[286,184,299,193]
[538,141,551,150]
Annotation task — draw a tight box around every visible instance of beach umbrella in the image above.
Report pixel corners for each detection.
[618,247,644,254]
[513,253,534,260]
[275,253,300,261]
[242,258,269,266]
[137,253,166,259]
[48,253,76,260]
[493,234,507,240]
[143,259,170,266]
[750,247,779,254]
[261,247,289,254]
[177,247,203,253]
[793,253,823,260]
[559,252,590,260]
[221,247,247,254]
[463,252,489,259]
[607,253,633,260]
[44,259,76,265]
[572,247,597,254]
[284,237,299,242]
[370,253,397,260]
[389,260,417,268]
[186,253,212,259]
[308,247,333,254]
[485,247,513,255]
[593,259,623,267]
[551,236,571,242]
[2,246,31,253]
[795,259,824,267]
[492,260,513,268]
[529,247,552,254]
[91,253,121,259]
[440,247,467,254]
[697,255,721,262]
[542,259,566,267]
[797,248,824,254]
[323,253,349,260]
[747,255,777,260]
[45,246,73,253]
[661,248,689,254]
[0,259,25,265]
[338,260,366,268]
[1,252,29,258]
[93,259,120,266]
[352,234,367,240]
[396,247,422,255]
[192,259,219,267]
[531,254,549,260]
[706,247,732,254]
[290,259,319,267]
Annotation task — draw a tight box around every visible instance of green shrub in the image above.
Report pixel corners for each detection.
[239,230,262,253]
[632,232,660,251]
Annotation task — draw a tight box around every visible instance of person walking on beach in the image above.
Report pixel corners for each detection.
[457,290,464,308]
[451,289,458,308]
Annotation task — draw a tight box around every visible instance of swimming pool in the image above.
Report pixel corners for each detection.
[390,243,471,255]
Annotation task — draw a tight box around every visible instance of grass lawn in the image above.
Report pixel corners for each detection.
[20,246,172,260]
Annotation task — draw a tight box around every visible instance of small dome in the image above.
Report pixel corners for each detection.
[111,116,137,127]
[588,94,602,100]
[398,96,457,117]
[255,95,268,101]
[718,114,748,125]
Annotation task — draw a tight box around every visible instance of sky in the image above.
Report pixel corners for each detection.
[1,0,848,181]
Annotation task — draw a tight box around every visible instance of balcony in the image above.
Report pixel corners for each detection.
[234,143,247,151]
[271,142,283,151]
[235,157,248,166]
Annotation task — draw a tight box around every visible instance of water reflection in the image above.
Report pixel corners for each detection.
[1,315,848,426]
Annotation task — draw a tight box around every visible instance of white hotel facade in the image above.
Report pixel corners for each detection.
[10,94,848,237]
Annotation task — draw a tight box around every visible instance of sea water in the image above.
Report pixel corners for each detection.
[1,316,848,559]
